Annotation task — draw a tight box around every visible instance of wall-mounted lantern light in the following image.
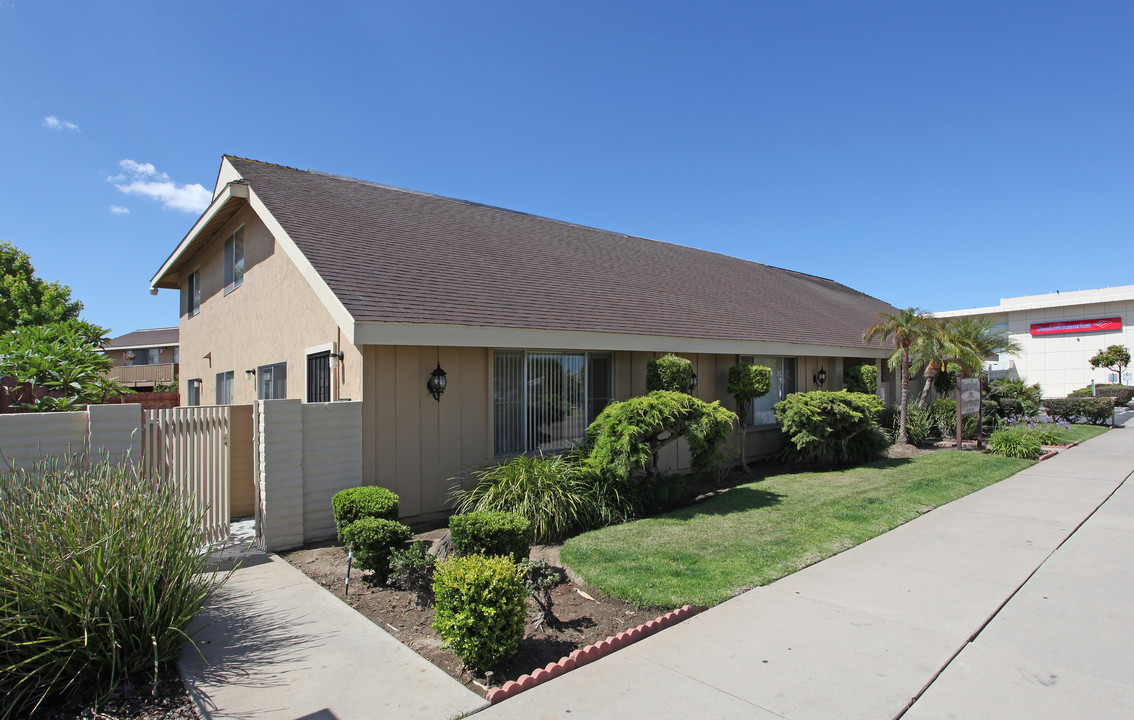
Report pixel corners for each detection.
[689,372,699,394]
[245,368,256,379]
[427,362,447,401]
[813,367,827,388]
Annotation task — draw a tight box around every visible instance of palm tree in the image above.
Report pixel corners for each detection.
[911,316,1021,407]
[864,308,932,445]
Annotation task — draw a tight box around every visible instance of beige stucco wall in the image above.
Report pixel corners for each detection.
[177,207,362,406]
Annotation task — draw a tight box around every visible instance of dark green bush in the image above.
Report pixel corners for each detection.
[432,554,527,671]
[773,391,889,466]
[988,379,1043,416]
[1043,397,1114,425]
[880,403,933,445]
[332,486,400,541]
[0,458,223,717]
[645,354,694,393]
[450,453,605,542]
[342,517,413,581]
[844,364,879,394]
[388,540,437,606]
[584,391,737,483]
[1069,384,1134,406]
[996,398,1024,418]
[449,511,532,563]
[930,398,997,439]
[987,428,1044,460]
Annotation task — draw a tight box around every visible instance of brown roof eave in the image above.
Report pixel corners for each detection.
[149,182,250,290]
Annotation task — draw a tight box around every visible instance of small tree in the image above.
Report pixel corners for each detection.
[727,362,771,473]
[645,354,694,394]
[1090,345,1131,385]
[0,320,124,410]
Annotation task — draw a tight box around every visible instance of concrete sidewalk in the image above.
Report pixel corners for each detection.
[179,547,488,720]
[477,426,1134,719]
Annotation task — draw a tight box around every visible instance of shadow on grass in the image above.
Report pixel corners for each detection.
[667,486,787,519]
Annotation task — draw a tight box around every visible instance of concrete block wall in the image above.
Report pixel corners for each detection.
[87,404,143,466]
[256,399,364,552]
[301,401,363,543]
[0,404,145,471]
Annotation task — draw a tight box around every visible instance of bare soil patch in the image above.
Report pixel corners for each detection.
[281,539,664,693]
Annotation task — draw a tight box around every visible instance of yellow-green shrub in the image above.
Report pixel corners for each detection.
[432,554,527,671]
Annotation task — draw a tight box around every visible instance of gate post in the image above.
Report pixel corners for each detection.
[256,399,305,551]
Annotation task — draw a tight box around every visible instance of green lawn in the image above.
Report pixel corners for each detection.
[1053,424,1109,445]
[561,451,1034,608]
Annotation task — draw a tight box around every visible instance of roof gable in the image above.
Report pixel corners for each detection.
[222,157,895,351]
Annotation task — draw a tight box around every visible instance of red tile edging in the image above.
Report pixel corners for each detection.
[486,604,697,704]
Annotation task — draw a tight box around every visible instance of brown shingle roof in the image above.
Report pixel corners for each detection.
[227,157,895,350]
[106,327,179,349]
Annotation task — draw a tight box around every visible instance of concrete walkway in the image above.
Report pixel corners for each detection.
[477,424,1134,720]
[180,420,1134,719]
[178,546,488,720]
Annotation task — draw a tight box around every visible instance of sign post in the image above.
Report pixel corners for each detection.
[956,377,982,450]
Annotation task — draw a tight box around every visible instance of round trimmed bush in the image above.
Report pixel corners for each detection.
[449,511,532,563]
[432,554,527,671]
[332,486,400,541]
[341,517,413,581]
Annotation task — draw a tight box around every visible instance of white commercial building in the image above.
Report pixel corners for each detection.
[936,285,1134,399]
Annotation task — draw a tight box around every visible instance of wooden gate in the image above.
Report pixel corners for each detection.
[144,406,231,544]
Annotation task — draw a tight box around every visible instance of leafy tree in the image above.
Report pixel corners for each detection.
[0,241,82,334]
[645,354,694,394]
[584,391,736,484]
[863,308,933,445]
[727,361,771,473]
[0,320,124,411]
[1090,345,1131,385]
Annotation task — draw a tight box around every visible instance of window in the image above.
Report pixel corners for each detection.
[494,350,612,456]
[307,351,331,402]
[257,362,287,400]
[187,269,201,317]
[173,347,179,364]
[224,227,244,293]
[741,356,797,426]
[186,378,202,406]
[215,371,234,405]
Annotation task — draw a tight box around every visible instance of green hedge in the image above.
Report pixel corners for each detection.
[844,364,878,395]
[449,511,532,563]
[342,517,413,581]
[332,486,400,541]
[645,354,694,394]
[773,391,889,465]
[1068,384,1134,406]
[432,554,527,671]
[1043,397,1114,425]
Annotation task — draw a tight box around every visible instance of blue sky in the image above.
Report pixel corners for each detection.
[1,1,1131,338]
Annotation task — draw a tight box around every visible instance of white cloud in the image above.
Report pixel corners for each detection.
[110,159,211,214]
[43,115,80,132]
[109,205,130,215]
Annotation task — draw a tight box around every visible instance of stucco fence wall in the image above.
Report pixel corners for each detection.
[0,403,142,470]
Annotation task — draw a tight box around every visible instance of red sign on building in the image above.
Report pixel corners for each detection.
[1030,317,1122,336]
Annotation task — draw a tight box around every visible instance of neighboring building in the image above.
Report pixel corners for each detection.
[103,327,179,391]
[150,156,897,521]
[936,286,1134,398]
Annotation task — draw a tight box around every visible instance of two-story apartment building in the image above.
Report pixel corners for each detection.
[150,156,898,521]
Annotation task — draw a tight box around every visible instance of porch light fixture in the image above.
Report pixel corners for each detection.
[245,369,256,379]
[813,367,827,388]
[427,362,447,401]
[689,372,699,394]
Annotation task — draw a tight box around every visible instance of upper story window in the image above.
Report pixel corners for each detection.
[187,268,201,317]
[493,350,612,456]
[125,348,161,366]
[224,227,244,294]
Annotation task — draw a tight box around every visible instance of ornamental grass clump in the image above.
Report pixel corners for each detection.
[0,457,224,719]
[432,554,527,672]
[987,428,1044,460]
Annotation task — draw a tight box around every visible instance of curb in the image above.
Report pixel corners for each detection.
[486,605,697,704]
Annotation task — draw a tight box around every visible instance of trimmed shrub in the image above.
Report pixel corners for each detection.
[341,517,413,581]
[987,428,1044,460]
[1069,384,1134,406]
[332,486,400,541]
[988,379,1043,416]
[930,398,997,439]
[1043,397,1114,425]
[450,453,601,542]
[388,540,437,606]
[0,458,223,716]
[432,554,527,671]
[449,511,532,563]
[844,364,879,395]
[773,391,889,466]
[584,391,737,483]
[645,354,694,394]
